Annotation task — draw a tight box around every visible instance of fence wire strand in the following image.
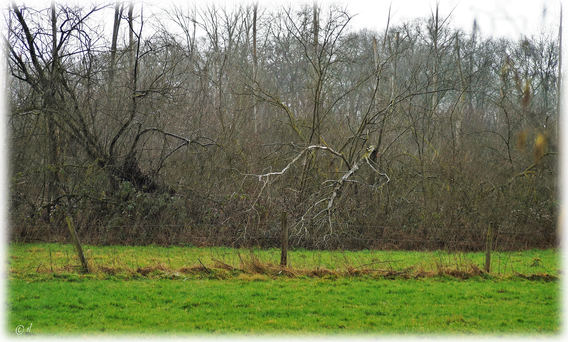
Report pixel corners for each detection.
[11,218,557,252]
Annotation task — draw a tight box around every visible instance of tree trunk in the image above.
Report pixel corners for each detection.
[109,0,123,87]
[46,1,61,205]
[252,2,258,134]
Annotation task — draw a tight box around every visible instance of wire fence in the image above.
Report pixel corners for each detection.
[10,218,558,252]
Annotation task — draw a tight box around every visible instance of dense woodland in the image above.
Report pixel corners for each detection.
[4,1,560,250]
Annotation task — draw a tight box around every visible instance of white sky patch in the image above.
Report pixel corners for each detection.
[9,0,562,40]
[343,0,561,39]
[154,0,561,39]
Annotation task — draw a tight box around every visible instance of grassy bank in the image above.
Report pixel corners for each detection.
[8,277,560,336]
[5,243,561,336]
[6,243,560,281]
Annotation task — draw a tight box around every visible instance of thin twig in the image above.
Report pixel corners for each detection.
[197,258,211,273]
[356,260,403,268]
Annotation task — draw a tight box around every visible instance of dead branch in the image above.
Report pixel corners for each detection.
[248,144,346,181]
[249,144,390,247]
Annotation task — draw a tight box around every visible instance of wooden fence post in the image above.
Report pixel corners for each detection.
[280,212,288,267]
[66,216,89,273]
[485,223,492,273]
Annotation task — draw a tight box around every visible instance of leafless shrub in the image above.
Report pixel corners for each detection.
[6,2,558,251]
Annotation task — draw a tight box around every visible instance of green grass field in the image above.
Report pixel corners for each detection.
[5,243,561,336]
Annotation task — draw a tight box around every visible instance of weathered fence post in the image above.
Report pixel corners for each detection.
[66,216,89,273]
[485,223,492,273]
[280,212,288,267]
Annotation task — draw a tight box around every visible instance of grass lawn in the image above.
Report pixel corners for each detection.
[5,243,561,336]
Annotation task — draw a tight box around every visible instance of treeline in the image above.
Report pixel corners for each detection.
[6,1,559,250]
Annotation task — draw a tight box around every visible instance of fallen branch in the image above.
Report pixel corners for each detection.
[248,144,390,247]
[325,146,389,215]
[249,144,347,180]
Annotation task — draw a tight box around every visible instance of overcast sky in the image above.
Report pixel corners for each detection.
[151,0,564,41]
[152,0,563,39]
[13,0,563,40]
[340,0,561,39]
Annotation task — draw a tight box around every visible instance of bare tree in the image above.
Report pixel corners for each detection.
[5,2,558,250]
